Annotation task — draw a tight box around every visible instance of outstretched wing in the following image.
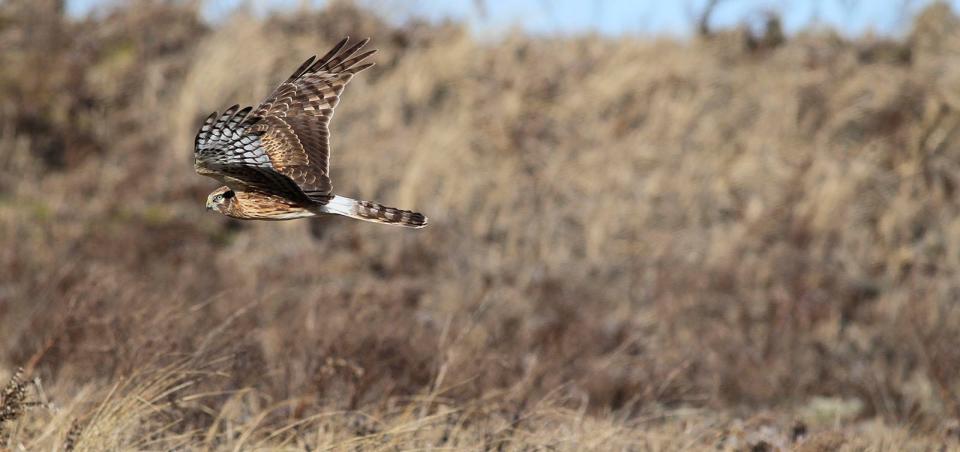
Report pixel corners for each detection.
[250,37,375,201]
[194,37,376,203]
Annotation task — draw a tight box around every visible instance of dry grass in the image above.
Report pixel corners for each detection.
[2,0,960,449]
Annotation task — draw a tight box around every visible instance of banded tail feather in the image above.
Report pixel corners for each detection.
[322,195,427,228]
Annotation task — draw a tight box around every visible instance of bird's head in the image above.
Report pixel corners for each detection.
[206,186,235,213]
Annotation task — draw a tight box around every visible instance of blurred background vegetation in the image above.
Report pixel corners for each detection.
[3,0,960,449]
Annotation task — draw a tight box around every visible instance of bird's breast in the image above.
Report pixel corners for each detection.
[226,191,316,220]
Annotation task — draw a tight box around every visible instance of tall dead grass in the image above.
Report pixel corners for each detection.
[1,0,960,449]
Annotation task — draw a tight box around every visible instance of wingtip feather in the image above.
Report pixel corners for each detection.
[311,37,351,71]
[290,55,317,80]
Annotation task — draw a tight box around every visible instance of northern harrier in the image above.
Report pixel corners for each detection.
[194,37,427,228]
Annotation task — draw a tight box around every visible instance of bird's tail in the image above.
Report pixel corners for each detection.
[322,195,428,228]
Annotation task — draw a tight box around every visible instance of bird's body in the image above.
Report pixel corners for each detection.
[194,37,427,228]
[204,186,312,220]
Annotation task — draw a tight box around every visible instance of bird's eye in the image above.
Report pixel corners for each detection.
[214,195,223,202]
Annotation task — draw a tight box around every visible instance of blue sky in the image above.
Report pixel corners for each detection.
[68,0,960,37]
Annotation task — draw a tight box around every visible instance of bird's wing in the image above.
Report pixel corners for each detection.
[245,37,376,202]
[192,37,375,204]
[194,105,310,202]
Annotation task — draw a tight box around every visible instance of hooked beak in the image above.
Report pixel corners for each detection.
[206,202,214,211]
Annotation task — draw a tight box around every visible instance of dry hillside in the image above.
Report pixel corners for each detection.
[2,0,960,450]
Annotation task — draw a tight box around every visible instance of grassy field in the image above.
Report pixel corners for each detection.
[2,0,960,450]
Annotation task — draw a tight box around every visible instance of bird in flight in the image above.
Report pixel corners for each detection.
[194,37,427,228]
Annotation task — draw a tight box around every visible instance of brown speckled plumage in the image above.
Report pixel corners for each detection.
[194,37,427,228]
